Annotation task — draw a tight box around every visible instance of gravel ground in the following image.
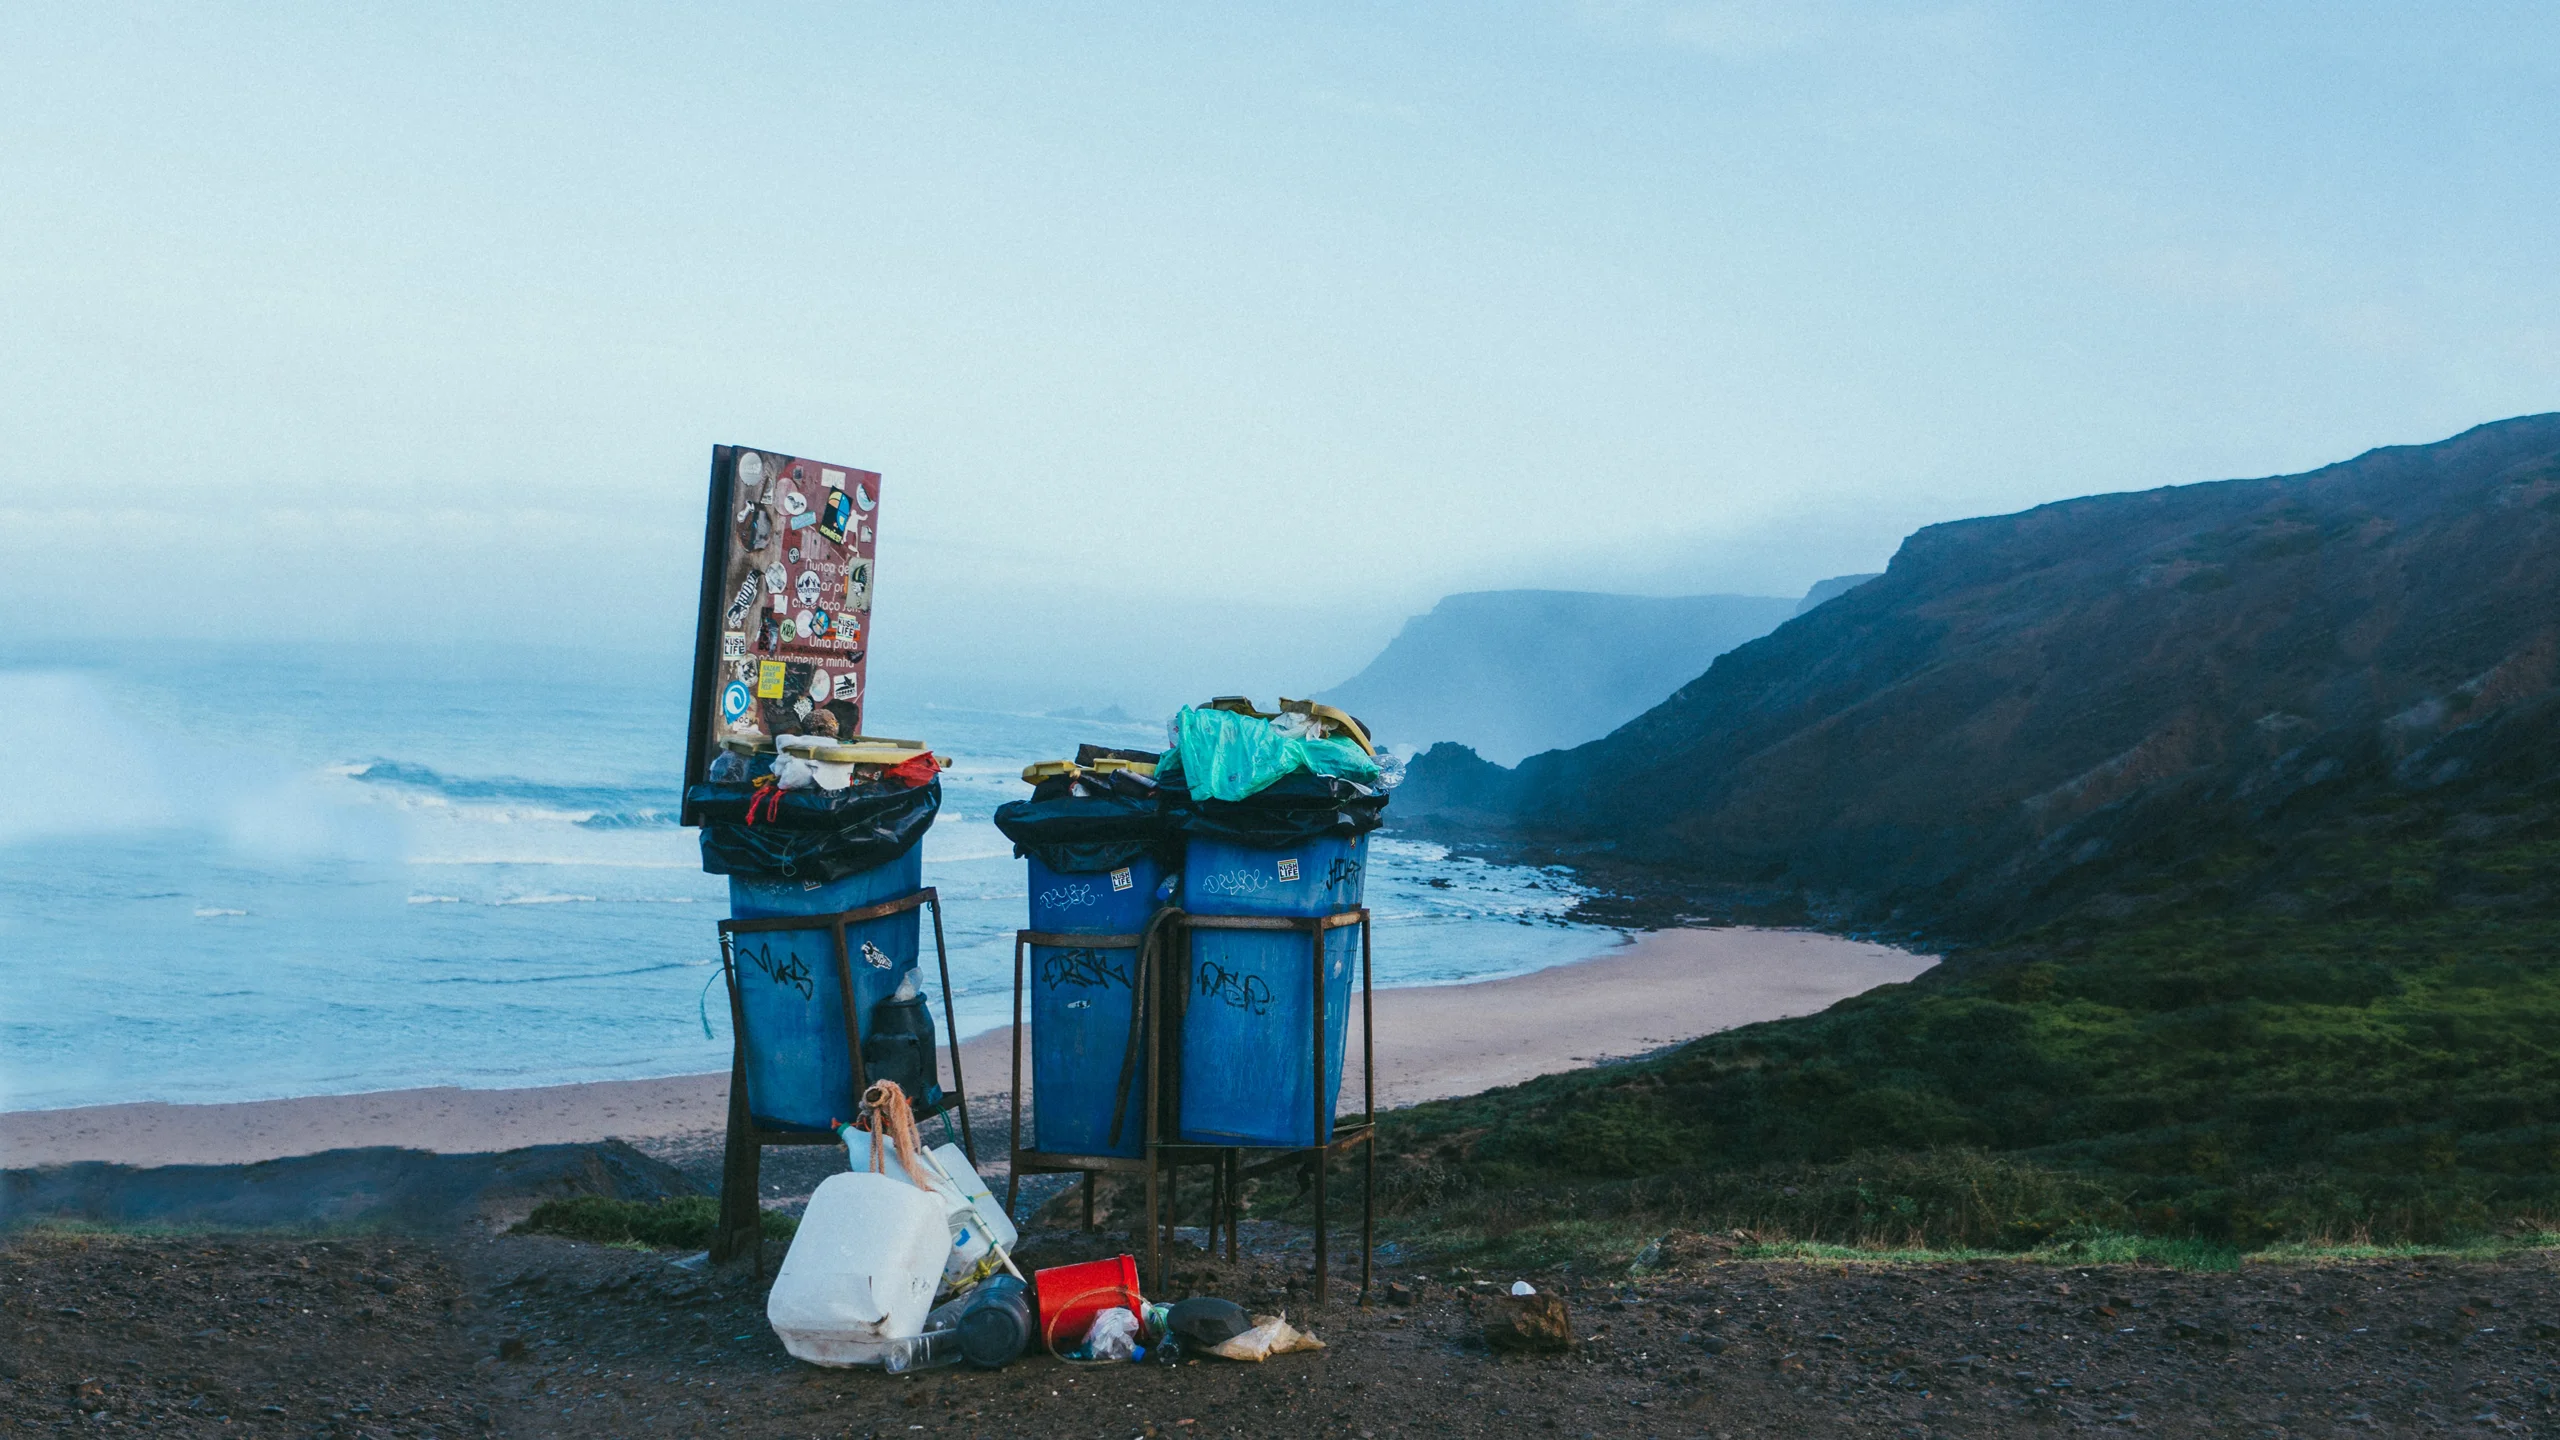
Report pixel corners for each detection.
[8,1223,2560,1437]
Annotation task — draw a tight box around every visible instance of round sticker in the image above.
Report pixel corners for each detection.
[720,681,752,723]
[810,607,831,638]
[736,451,766,488]
[781,488,808,517]
[793,608,813,637]
[808,666,830,700]
[794,570,823,604]
[851,482,876,513]
[778,617,797,642]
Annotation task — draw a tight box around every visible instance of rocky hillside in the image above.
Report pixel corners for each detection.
[1402,414,2560,938]
[1322,590,1801,763]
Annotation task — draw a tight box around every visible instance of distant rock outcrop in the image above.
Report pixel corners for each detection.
[1322,590,1799,764]
[1402,415,2560,937]
[1794,573,1882,615]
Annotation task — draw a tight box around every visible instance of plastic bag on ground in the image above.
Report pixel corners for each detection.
[1208,1311,1325,1362]
[765,1170,950,1367]
[1076,1306,1143,1362]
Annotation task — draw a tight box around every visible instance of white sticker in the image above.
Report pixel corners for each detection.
[780,487,808,517]
[861,941,893,970]
[794,570,823,605]
[831,673,860,701]
[736,451,766,487]
[793,609,814,638]
[852,482,876,513]
[772,592,788,613]
[1110,867,1133,892]
[734,658,757,683]
[721,631,747,659]
[764,562,787,594]
[808,665,829,699]
[1277,858,1301,882]
[821,468,846,490]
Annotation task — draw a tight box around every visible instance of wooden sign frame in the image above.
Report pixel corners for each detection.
[681,444,882,825]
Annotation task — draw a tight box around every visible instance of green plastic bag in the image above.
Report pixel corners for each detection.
[1161,706,1380,802]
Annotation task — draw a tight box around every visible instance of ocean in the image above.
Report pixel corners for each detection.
[0,642,1610,1113]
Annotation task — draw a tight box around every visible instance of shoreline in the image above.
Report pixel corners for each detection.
[0,926,1933,1171]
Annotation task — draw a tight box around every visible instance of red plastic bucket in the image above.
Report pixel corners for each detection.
[1034,1254,1142,1352]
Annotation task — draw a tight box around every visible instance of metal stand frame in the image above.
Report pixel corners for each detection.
[1005,924,1243,1272]
[1158,908,1376,1307]
[710,886,972,1271]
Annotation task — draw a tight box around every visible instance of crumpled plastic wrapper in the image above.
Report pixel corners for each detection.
[1209,1312,1325,1362]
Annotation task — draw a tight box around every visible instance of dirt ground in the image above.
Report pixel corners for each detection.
[8,1221,2560,1439]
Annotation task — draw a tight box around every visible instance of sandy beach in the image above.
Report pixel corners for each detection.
[0,926,1932,1171]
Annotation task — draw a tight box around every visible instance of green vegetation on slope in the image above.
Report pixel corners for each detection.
[511,1196,795,1249]
[1367,784,2560,1263]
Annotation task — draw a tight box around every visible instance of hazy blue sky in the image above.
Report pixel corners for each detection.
[4,2,2555,708]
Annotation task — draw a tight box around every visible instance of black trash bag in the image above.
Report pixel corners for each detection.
[691,778,941,883]
[1167,1297,1252,1351]
[862,993,942,1109]
[991,788,1178,875]
[1165,768,1387,848]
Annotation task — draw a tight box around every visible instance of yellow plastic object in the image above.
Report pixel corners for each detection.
[846,735,929,751]
[1085,757,1158,777]
[820,743,933,766]
[718,735,772,755]
[1277,698,1377,755]
[1022,760,1081,784]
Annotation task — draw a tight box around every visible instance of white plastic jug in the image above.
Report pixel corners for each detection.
[928,1142,1019,1254]
[766,1170,949,1366]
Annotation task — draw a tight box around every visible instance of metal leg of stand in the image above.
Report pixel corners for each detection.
[1361,911,1375,1304]
[925,893,974,1164]
[1143,1152,1162,1294]
[1310,917,1329,1308]
[1227,1150,1242,1264]
[1006,934,1026,1221]
[714,1040,762,1272]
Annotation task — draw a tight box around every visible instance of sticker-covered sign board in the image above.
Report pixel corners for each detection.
[681,444,880,824]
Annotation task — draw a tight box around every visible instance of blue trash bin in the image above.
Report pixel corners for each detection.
[1177,832,1367,1148]
[723,845,926,1134]
[1025,853,1171,1158]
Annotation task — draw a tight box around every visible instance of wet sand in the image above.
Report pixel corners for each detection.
[0,926,1932,1169]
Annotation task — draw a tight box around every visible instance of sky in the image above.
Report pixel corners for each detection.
[3,1,2556,711]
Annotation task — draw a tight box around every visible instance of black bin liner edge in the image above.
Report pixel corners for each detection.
[694,778,941,884]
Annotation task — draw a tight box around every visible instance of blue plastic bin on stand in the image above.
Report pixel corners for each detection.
[1177,832,1367,1148]
[721,846,924,1134]
[1025,853,1171,1159]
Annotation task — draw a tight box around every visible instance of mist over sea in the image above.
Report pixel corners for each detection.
[0,642,1606,1112]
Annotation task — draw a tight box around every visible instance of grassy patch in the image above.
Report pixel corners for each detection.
[1353,776,2560,1271]
[509,1196,795,1250]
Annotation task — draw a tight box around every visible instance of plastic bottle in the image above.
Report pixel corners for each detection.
[880,1327,964,1374]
